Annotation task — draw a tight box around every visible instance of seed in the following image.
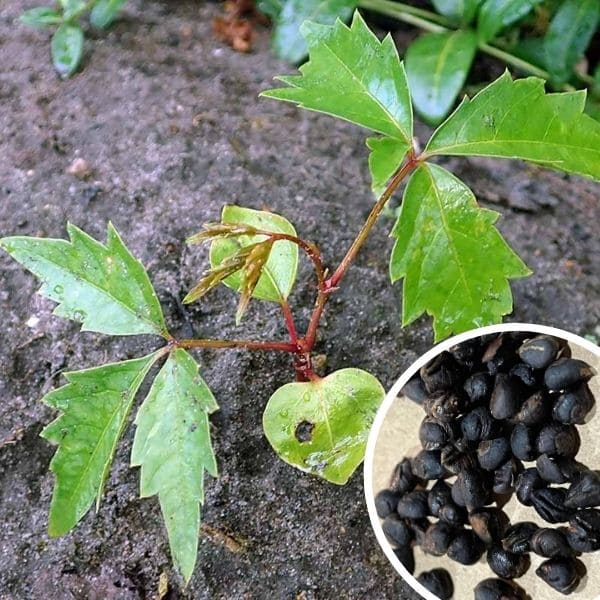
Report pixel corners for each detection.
[455,468,490,511]
[463,372,492,405]
[512,390,551,425]
[535,557,586,594]
[401,375,428,405]
[419,416,455,450]
[469,507,509,545]
[393,545,415,574]
[515,468,544,506]
[544,357,596,391]
[427,479,452,517]
[536,422,580,458]
[416,568,454,600]
[423,391,465,423]
[518,335,560,369]
[411,449,447,480]
[487,545,531,579]
[421,521,455,556]
[474,578,528,600]
[482,334,518,375]
[530,528,574,558]
[493,457,523,495]
[509,362,539,388]
[447,529,485,565]
[566,508,600,552]
[441,443,476,475]
[381,514,413,548]
[374,489,399,518]
[396,490,429,519]
[531,488,573,523]
[564,470,600,508]
[478,437,511,471]
[420,352,461,394]
[461,406,495,442]
[552,382,595,425]
[502,521,539,554]
[510,424,538,462]
[409,518,430,546]
[438,501,468,527]
[389,457,419,494]
[450,337,482,369]
[536,454,585,484]
[490,373,522,420]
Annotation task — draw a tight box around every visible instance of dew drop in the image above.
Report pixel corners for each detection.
[53,284,64,295]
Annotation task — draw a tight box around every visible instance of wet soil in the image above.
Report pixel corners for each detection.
[0,1,598,598]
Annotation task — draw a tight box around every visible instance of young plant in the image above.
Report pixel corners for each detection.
[21,0,126,77]
[3,10,600,584]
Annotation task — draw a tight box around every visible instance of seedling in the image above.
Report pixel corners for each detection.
[3,11,600,584]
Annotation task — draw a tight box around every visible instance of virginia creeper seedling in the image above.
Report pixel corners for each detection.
[3,11,600,583]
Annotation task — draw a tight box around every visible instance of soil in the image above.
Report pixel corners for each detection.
[0,1,598,599]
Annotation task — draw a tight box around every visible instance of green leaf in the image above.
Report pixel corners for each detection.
[257,0,282,19]
[425,72,600,181]
[262,11,413,143]
[477,0,542,42]
[61,0,86,21]
[263,368,384,484]
[51,23,83,77]
[270,0,358,64]
[131,349,218,583]
[41,353,159,536]
[90,0,126,28]
[209,205,298,303]
[390,164,530,340]
[20,7,63,27]
[367,136,410,196]
[0,223,167,336]
[544,0,600,85]
[431,0,481,24]
[405,30,477,126]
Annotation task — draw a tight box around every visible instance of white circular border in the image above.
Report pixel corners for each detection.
[364,323,600,600]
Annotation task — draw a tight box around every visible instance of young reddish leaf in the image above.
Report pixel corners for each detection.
[41,353,159,536]
[187,222,258,245]
[477,0,543,42]
[236,240,274,324]
[131,349,218,583]
[0,223,167,337]
[263,368,384,485]
[425,72,600,181]
[390,164,531,341]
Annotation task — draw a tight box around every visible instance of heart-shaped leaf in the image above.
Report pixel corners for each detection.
[263,368,385,485]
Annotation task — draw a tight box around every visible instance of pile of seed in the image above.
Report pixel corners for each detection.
[375,333,598,599]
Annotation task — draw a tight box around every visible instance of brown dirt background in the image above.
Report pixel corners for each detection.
[0,1,598,598]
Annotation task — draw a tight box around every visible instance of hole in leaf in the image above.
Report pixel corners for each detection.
[295,420,314,443]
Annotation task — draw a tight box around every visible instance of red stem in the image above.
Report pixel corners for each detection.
[280,299,299,344]
[176,338,297,352]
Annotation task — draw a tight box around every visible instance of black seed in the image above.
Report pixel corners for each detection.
[441,443,476,475]
[544,357,596,391]
[552,382,595,425]
[421,521,455,556]
[381,514,413,548]
[450,337,482,369]
[461,406,495,442]
[502,521,539,554]
[394,545,415,574]
[487,545,531,579]
[518,335,560,369]
[374,489,399,518]
[463,372,492,405]
[419,416,455,450]
[423,391,465,423]
[416,569,454,600]
[536,454,585,484]
[447,529,485,565]
[474,578,528,600]
[536,422,580,458]
[396,490,429,519]
[420,352,461,394]
[438,502,468,527]
[512,390,551,425]
[389,457,419,494]
[566,508,600,552]
[401,375,428,404]
[494,457,524,495]
[411,449,447,480]
[456,468,490,511]
[565,470,600,508]
[511,424,538,461]
[515,467,544,506]
[469,507,509,546]
[535,557,585,594]
[409,518,430,546]
[490,373,522,420]
[427,479,452,517]
[509,362,540,388]
[530,528,574,558]
[478,437,511,471]
[531,488,573,523]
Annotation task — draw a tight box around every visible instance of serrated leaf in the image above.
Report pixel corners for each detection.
[90,0,126,28]
[431,0,481,25]
[51,23,83,77]
[131,349,218,583]
[270,0,358,64]
[0,223,167,336]
[41,353,159,536]
[262,11,413,143]
[209,205,298,303]
[263,368,384,484]
[390,164,530,341]
[405,30,477,126]
[425,72,600,181]
[544,0,600,86]
[20,7,63,27]
[367,136,410,196]
[477,0,542,42]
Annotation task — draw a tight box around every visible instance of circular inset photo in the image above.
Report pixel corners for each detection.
[364,324,600,600]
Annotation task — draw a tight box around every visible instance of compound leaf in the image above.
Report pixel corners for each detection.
[209,205,298,303]
[90,0,126,29]
[477,0,542,42]
[367,136,410,196]
[431,0,481,24]
[51,23,83,78]
[20,7,63,27]
[263,368,384,485]
[41,353,159,536]
[262,11,413,143]
[390,164,530,340]
[425,72,600,181]
[405,29,478,125]
[544,0,600,86]
[0,223,167,337]
[131,349,218,583]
